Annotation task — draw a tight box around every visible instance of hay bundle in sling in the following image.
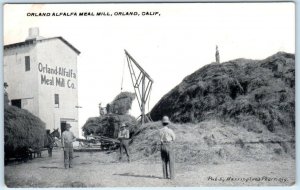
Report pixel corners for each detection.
[4,105,46,152]
[110,92,135,115]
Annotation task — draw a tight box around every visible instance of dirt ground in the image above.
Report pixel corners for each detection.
[4,149,295,187]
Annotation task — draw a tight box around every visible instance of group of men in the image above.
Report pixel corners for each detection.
[61,116,176,180]
[114,115,176,180]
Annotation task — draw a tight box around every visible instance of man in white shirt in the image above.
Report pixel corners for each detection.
[118,123,130,162]
[159,116,176,180]
[62,123,76,169]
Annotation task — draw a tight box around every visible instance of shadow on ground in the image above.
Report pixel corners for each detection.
[114,172,162,179]
[40,166,64,169]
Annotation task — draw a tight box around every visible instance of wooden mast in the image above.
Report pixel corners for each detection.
[124,49,153,124]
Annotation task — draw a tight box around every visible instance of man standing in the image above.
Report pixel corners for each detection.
[46,129,55,157]
[159,116,176,180]
[4,82,10,106]
[215,45,220,63]
[62,123,76,169]
[118,123,130,162]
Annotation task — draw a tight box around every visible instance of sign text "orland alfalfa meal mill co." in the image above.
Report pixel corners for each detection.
[38,63,76,89]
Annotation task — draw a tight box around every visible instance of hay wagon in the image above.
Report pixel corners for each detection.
[75,135,119,152]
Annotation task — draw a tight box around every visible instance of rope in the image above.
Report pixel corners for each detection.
[120,55,126,92]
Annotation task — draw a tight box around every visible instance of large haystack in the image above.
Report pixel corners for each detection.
[138,52,295,163]
[150,52,295,135]
[4,105,46,151]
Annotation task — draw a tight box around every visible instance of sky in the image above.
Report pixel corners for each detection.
[3,3,295,131]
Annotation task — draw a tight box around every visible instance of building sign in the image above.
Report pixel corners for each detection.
[38,63,76,89]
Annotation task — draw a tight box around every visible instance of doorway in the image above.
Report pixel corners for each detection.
[60,121,67,134]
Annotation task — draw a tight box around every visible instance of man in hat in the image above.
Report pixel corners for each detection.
[62,123,76,169]
[159,116,176,180]
[4,82,10,106]
[45,129,55,157]
[118,123,130,162]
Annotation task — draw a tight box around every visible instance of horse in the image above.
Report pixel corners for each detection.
[45,128,60,157]
[31,129,60,158]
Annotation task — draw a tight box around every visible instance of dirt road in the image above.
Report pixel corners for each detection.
[4,149,295,187]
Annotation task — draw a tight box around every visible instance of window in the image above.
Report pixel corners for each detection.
[25,56,30,71]
[54,94,59,107]
[11,99,22,108]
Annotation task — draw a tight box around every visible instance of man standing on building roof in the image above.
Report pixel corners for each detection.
[159,116,176,180]
[62,123,76,169]
[118,123,130,162]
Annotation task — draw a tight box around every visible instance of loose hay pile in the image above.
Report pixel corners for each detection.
[4,105,46,153]
[129,120,294,164]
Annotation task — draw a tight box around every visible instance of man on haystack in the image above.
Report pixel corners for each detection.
[62,123,77,169]
[159,116,176,180]
[118,123,130,162]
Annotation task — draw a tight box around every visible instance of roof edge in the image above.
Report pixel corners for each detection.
[4,36,81,55]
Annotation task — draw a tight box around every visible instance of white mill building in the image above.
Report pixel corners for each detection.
[4,28,80,136]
